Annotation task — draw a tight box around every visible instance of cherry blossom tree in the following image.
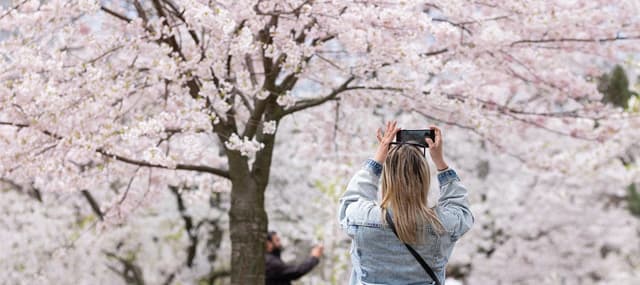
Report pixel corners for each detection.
[1,0,640,283]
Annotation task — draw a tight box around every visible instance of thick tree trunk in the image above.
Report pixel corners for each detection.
[224,99,279,284]
[227,154,268,284]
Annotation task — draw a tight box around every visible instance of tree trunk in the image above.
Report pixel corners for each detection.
[224,102,279,284]
[227,154,268,284]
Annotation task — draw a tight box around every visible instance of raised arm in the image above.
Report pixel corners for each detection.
[266,255,319,281]
[426,126,473,240]
[437,168,474,240]
[338,159,382,231]
[338,121,400,233]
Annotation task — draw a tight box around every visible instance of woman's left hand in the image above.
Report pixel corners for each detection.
[374,121,400,164]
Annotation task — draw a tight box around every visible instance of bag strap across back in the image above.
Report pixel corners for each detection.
[385,211,442,285]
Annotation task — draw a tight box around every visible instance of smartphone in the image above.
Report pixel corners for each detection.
[396,129,435,148]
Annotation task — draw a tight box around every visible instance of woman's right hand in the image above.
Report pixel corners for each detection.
[425,125,449,171]
[374,121,400,164]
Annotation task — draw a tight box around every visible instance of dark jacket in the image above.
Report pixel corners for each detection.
[265,252,319,285]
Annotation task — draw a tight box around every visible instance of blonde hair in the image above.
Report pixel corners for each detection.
[381,144,444,244]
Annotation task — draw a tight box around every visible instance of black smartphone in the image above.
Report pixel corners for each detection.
[396,129,435,148]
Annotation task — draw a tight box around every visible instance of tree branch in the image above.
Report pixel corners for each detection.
[0,0,29,20]
[278,76,355,116]
[0,178,42,202]
[244,54,259,88]
[0,121,62,139]
[259,15,280,91]
[420,48,449,57]
[100,6,132,23]
[510,35,640,47]
[242,97,269,138]
[132,0,149,25]
[0,121,231,179]
[169,185,198,267]
[162,0,200,45]
[81,189,104,220]
[149,0,203,99]
[432,18,472,35]
[104,251,146,285]
[97,148,230,179]
[240,15,281,139]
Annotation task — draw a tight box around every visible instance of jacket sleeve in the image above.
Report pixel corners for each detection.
[266,256,319,281]
[437,168,474,241]
[338,159,382,235]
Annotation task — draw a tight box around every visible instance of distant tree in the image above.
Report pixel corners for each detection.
[598,65,638,109]
[628,184,640,218]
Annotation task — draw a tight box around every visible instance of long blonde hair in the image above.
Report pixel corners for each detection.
[381,144,444,244]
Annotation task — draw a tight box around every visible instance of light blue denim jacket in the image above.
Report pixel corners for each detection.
[338,159,474,285]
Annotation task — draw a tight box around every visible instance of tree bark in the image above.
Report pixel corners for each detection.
[227,152,269,284]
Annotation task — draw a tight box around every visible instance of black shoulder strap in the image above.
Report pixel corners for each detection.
[385,211,442,285]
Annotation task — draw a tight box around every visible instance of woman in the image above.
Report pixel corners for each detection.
[338,121,474,285]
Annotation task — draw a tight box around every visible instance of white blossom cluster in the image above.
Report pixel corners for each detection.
[224,133,265,157]
[262,120,277,135]
[276,91,297,108]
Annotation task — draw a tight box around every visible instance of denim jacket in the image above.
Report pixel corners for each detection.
[338,159,474,285]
